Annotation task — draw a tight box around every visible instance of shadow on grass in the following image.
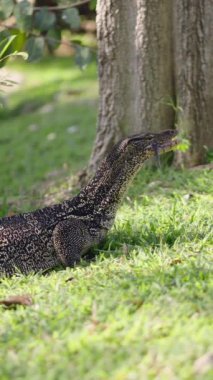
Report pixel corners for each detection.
[0,56,97,120]
[0,78,96,120]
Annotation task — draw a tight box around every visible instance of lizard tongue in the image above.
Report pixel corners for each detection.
[153,143,161,168]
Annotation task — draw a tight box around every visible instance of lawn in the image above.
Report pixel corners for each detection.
[0,58,213,380]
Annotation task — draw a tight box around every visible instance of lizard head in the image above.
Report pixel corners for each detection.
[113,129,178,164]
[83,129,179,207]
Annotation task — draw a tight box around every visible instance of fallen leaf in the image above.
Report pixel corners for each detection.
[28,124,39,132]
[65,276,74,283]
[0,295,33,308]
[67,126,78,134]
[183,193,194,202]
[169,258,183,266]
[47,132,56,141]
[147,180,162,189]
[131,298,144,309]
[39,103,54,114]
[122,243,129,255]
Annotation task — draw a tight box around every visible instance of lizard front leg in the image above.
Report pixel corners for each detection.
[53,218,93,267]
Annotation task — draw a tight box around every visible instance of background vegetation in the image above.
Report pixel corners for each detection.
[0,58,212,379]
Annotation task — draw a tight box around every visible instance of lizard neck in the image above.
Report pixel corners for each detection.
[77,156,145,218]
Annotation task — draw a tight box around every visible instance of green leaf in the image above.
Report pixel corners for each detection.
[61,8,81,30]
[89,0,97,11]
[1,0,14,18]
[11,51,28,60]
[46,29,62,50]
[0,33,28,67]
[14,2,33,31]
[0,11,4,21]
[0,51,28,64]
[175,138,190,152]
[0,29,10,39]
[9,29,26,52]
[0,30,26,67]
[18,0,33,16]
[71,38,83,46]
[0,35,17,59]
[0,34,17,67]
[74,45,92,70]
[34,9,56,32]
[25,37,45,62]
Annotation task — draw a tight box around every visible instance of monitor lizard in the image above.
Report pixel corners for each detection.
[0,129,178,276]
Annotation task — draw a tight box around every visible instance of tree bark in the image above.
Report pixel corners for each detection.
[173,0,213,166]
[85,0,213,178]
[87,0,174,176]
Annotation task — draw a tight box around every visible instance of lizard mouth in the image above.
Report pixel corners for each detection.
[162,136,179,151]
[157,132,179,154]
[152,132,179,164]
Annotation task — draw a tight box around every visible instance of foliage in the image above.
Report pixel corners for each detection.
[0,32,28,96]
[0,0,95,66]
[89,0,97,10]
[0,58,213,379]
[0,33,27,65]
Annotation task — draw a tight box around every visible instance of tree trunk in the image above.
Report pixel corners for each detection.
[85,0,213,178]
[173,0,213,166]
[87,0,174,176]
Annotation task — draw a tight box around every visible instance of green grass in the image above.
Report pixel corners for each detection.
[0,57,98,210]
[0,58,213,380]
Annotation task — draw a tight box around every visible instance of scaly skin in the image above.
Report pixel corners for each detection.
[0,129,178,277]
